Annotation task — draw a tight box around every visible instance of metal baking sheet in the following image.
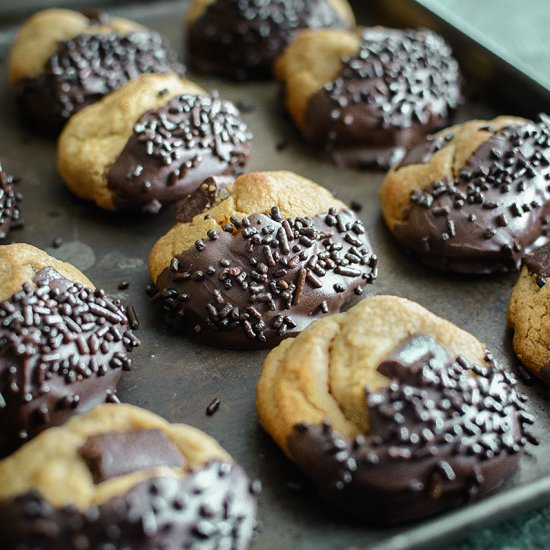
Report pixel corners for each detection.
[0,1,549,548]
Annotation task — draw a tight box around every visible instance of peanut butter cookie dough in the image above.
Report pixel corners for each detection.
[275,26,461,168]
[187,0,354,80]
[0,244,140,456]
[257,295,536,523]
[8,8,184,133]
[148,171,378,349]
[379,115,550,273]
[0,404,259,549]
[58,73,252,213]
[508,243,550,385]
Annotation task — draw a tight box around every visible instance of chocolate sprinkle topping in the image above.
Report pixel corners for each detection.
[106,93,251,212]
[288,335,535,523]
[17,31,185,132]
[303,28,461,169]
[0,461,258,550]
[394,116,550,273]
[188,0,348,80]
[0,166,23,240]
[152,207,377,349]
[0,268,140,455]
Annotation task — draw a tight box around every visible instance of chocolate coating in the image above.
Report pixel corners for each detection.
[288,335,535,524]
[176,175,233,223]
[152,207,377,349]
[17,29,185,133]
[79,429,185,483]
[0,461,258,549]
[393,116,550,273]
[0,268,140,456]
[106,93,251,213]
[188,0,348,80]
[523,241,550,287]
[303,28,462,169]
[0,165,23,240]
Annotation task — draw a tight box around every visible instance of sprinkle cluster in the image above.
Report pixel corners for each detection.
[324,28,461,130]
[36,31,184,120]
[153,207,377,346]
[0,462,259,549]
[290,336,535,504]
[406,116,550,263]
[130,93,252,183]
[0,275,140,405]
[0,167,22,240]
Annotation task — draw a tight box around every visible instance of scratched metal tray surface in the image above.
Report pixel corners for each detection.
[0,1,549,549]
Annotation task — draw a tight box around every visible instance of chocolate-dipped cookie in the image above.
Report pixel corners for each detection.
[0,404,259,548]
[257,295,536,524]
[8,8,185,133]
[380,115,550,273]
[275,27,462,168]
[508,242,550,385]
[58,73,252,213]
[0,165,22,240]
[148,171,377,349]
[187,0,354,80]
[0,244,140,456]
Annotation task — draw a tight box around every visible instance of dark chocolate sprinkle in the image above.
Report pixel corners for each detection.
[0,166,23,240]
[206,397,221,416]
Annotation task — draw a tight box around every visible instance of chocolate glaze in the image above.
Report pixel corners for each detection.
[288,335,536,524]
[17,28,185,133]
[188,0,348,80]
[152,207,377,349]
[302,28,462,169]
[0,165,23,240]
[392,116,550,273]
[79,429,185,483]
[0,268,140,456]
[106,94,251,213]
[0,461,259,549]
[523,241,550,287]
[176,176,233,223]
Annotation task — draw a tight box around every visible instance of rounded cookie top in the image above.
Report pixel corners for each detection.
[380,115,550,273]
[508,242,550,384]
[187,0,354,80]
[0,244,140,456]
[58,73,252,213]
[0,404,258,549]
[256,295,536,523]
[9,8,185,132]
[0,165,23,241]
[149,170,378,349]
[275,27,462,168]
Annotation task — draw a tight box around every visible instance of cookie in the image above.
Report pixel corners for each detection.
[8,8,184,133]
[508,243,550,384]
[0,165,23,240]
[256,295,536,524]
[187,0,354,80]
[275,27,462,168]
[58,73,252,213]
[0,403,259,548]
[148,171,378,349]
[0,244,140,456]
[379,115,550,273]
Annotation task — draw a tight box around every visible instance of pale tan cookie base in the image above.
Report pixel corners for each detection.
[8,8,144,85]
[0,404,230,510]
[185,0,355,29]
[148,170,348,281]
[379,116,527,229]
[257,295,489,457]
[57,73,206,211]
[274,28,360,130]
[0,243,93,302]
[508,267,550,380]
